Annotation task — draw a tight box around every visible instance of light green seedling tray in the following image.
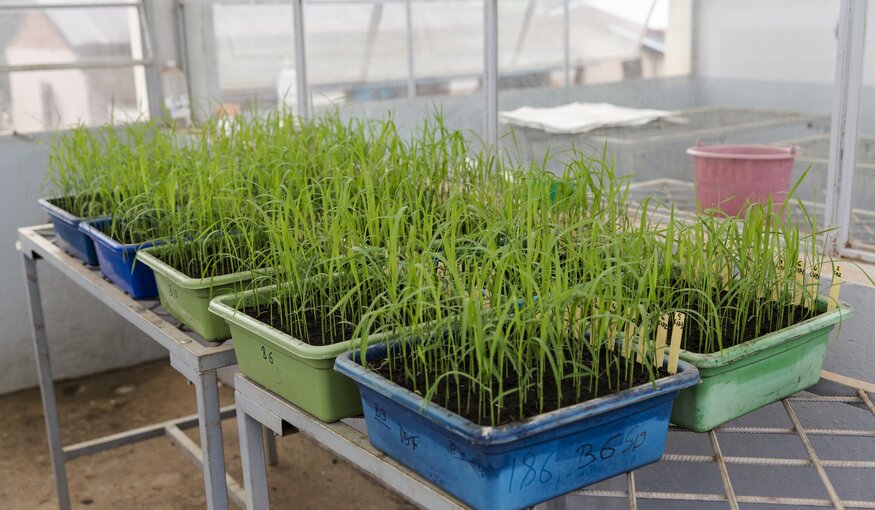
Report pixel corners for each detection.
[671,297,853,432]
[209,284,377,422]
[137,247,271,341]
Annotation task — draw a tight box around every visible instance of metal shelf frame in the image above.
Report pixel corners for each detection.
[233,373,467,510]
[16,224,275,510]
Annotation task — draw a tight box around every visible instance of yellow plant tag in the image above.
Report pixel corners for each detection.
[828,264,843,312]
[668,312,685,374]
[794,258,805,306]
[636,318,648,364]
[623,322,635,358]
[773,257,785,300]
[807,263,821,310]
[607,301,618,351]
[655,314,669,368]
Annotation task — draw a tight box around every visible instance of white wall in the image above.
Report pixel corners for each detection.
[0,133,165,394]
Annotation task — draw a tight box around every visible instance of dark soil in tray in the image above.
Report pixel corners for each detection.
[674,298,821,354]
[243,301,360,346]
[375,347,667,427]
[155,242,267,279]
[48,195,100,218]
[97,220,162,245]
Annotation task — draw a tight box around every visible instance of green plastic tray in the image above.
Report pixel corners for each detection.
[671,297,853,432]
[137,247,271,341]
[209,284,378,422]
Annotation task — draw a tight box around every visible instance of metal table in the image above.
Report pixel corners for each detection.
[233,373,468,510]
[17,224,273,510]
[235,369,875,510]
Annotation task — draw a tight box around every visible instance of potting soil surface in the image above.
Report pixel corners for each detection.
[676,300,820,354]
[375,348,668,427]
[244,303,360,346]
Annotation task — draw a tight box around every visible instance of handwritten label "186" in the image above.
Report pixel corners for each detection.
[506,425,648,493]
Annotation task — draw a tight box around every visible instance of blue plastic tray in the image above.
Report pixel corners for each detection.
[38,197,100,266]
[78,219,160,299]
[335,342,700,510]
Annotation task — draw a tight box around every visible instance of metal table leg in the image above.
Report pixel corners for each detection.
[264,428,278,467]
[22,253,71,510]
[195,369,231,510]
[236,393,270,510]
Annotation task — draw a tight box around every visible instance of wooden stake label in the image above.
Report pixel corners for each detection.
[807,263,821,310]
[636,318,648,364]
[828,264,843,312]
[607,301,618,351]
[655,314,669,368]
[622,322,635,358]
[773,257,785,300]
[668,312,685,374]
[794,258,805,306]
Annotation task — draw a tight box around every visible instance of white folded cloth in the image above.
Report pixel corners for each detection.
[499,102,671,135]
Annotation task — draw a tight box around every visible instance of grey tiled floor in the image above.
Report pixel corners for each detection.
[561,390,875,509]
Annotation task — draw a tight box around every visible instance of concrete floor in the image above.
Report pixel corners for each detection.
[0,360,415,510]
[4,358,874,510]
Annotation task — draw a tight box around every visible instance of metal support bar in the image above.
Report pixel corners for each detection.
[483,0,499,147]
[22,253,71,510]
[783,400,845,510]
[359,2,384,81]
[626,472,638,510]
[137,1,167,122]
[509,0,536,67]
[825,0,867,253]
[859,390,875,417]
[562,0,570,86]
[265,428,279,466]
[166,424,247,509]
[195,369,231,510]
[404,0,416,99]
[708,429,740,510]
[236,393,271,510]
[63,405,236,460]
[0,1,139,9]
[292,0,310,117]
[0,59,153,73]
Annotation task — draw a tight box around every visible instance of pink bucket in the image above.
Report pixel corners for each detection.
[688,142,796,216]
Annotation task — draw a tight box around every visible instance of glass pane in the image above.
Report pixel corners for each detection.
[309,0,484,134]
[498,0,837,234]
[410,0,483,92]
[0,6,137,67]
[305,1,410,102]
[497,0,564,90]
[848,11,875,249]
[1,67,147,133]
[212,4,296,107]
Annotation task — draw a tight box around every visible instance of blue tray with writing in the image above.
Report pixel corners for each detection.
[335,342,699,510]
[38,197,100,266]
[78,219,161,299]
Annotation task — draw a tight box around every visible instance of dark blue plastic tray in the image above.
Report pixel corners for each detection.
[78,219,161,299]
[336,342,700,510]
[38,197,99,266]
